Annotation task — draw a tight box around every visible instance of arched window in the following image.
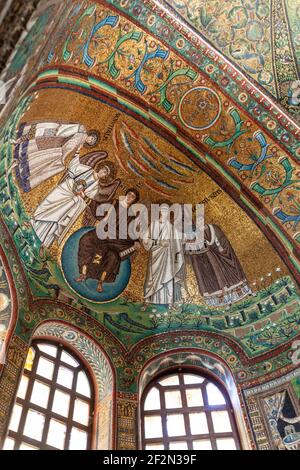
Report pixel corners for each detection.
[3,341,94,450]
[141,371,240,450]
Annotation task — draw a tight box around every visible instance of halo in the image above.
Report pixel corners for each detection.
[94,160,116,183]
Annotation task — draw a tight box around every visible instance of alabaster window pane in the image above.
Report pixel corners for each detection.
[52,390,70,417]
[17,375,29,400]
[24,348,35,371]
[3,437,15,450]
[57,366,74,389]
[47,419,67,450]
[216,438,237,450]
[73,399,90,426]
[166,414,185,437]
[8,404,22,432]
[145,443,165,450]
[69,427,88,450]
[186,388,204,407]
[169,441,188,450]
[37,344,57,358]
[189,412,209,435]
[183,374,204,385]
[193,439,212,450]
[19,442,39,450]
[31,381,50,409]
[76,371,91,398]
[211,411,232,433]
[207,383,226,406]
[7,343,94,451]
[61,351,79,368]
[142,372,239,451]
[158,375,179,386]
[144,387,160,410]
[23,409,45,441]
[165,390,182,409]
[36,357,54,380]
[144,415,163,438]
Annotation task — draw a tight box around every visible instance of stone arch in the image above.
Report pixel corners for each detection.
[0,244,18,373]
[137,348,253,450]
[33,320,116,450]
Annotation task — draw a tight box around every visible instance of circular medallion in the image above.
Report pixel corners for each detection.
[61,227,131,303]
[179,87,222,130]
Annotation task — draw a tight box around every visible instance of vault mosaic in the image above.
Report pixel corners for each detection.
[16,0,300,282]
[164,0,300,122]
[1,89,297,318]
[0,0,299,450]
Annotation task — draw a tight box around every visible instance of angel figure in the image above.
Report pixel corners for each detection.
[11,121,100,192]
[30,151,121,248]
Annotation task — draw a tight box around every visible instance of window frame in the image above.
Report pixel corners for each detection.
[141,367,241,450]
[6,339,95,450]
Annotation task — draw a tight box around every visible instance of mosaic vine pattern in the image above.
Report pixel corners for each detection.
[164,0,300,122]
[21,0,300,265]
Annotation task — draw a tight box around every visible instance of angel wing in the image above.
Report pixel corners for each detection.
[80,151,108,167]
[83,179,121,226]
[93,179,121,204]
[113,121,195,199]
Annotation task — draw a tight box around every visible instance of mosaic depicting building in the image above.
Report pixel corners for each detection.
[0,0,299,451]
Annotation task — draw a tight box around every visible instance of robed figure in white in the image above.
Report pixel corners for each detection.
[143,205,185,306]
[31,152,120,248]
[12,121,99,192]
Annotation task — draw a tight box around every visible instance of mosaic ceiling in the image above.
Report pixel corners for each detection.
[164,0,300,122]
[0,0,299,398]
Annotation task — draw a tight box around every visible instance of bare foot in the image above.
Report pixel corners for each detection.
[97,282,103,293]
[75,274,86,283]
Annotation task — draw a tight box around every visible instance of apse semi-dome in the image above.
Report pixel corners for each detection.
[0,0,299,452]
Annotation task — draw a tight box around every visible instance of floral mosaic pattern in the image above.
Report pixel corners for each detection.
[165,0,300,121]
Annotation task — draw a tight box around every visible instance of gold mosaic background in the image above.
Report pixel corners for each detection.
[18,89,288,302]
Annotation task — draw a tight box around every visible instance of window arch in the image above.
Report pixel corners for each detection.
[141,370,241,450]
[3,340,95,450]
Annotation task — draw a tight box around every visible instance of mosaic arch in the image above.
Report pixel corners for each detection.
[1,79,299,362]
[0,0,300,452]
[12,290,298,391]
[0,244,17,369]
[163,0,300,122]
[33,321,115,449]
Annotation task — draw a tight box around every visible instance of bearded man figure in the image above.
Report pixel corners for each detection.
[143,204,185,308]
[76,188,140,293]
[187,224,251,307]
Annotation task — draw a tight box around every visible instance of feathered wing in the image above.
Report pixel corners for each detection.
[83,179,121,226]
[94,179,121,203]
[80,151,108,167]
[113,121,195,199]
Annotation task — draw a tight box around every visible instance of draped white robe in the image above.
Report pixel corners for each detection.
[14,122,88,192]
[143,220,185,305]
[31,155,100,247]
